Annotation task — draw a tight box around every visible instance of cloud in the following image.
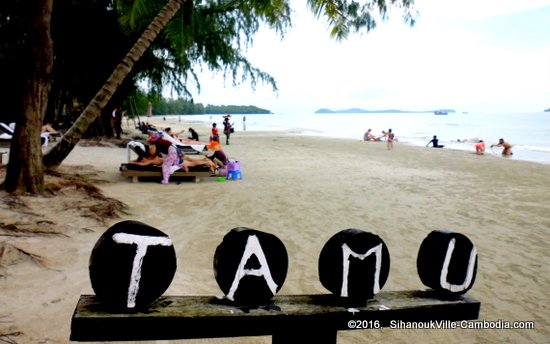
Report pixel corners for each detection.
[189,1,550,113]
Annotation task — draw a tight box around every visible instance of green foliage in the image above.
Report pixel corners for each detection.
[307,0,417,40]
[204,104,271,115]
[0,0,31,121]
[1,0,417,125]
[114,0,292,98]
[49,1,134,119]
[144,96,270,115]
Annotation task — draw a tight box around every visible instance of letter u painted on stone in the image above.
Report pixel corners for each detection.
[417,230,478,294]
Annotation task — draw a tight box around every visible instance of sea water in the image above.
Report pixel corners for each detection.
[166,111,550,165]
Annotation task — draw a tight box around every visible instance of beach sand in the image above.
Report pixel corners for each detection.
[1,117,549,343]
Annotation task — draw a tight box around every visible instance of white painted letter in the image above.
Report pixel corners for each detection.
[440,238,477,292]
[341,243,382,297]
[226,235,278,300]
[112,233,173,308]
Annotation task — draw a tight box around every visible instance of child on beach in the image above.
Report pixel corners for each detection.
[475,140,485,155]
[211,123,220,143]
[384,129,395,150]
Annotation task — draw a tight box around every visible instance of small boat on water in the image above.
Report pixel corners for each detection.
[434,110,448,115]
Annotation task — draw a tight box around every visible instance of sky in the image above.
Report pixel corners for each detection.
[186,0,550,114]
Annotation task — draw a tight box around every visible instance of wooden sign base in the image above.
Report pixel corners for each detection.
[71,290,480,343]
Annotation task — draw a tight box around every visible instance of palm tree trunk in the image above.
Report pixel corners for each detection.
[43,0,185,169]
[3,0,53,193]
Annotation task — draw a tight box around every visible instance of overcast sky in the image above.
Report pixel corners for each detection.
[187,0,550,114]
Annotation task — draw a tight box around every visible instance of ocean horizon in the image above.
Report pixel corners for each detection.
[159,111,550,165]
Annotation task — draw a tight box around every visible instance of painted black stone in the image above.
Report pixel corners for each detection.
[417,230,478,295]
[318,229,390,303]
[214,227,288,306]
[89,220,177,310]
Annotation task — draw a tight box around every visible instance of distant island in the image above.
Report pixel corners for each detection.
[203,104,271,115]
[148,97,272,115]
[545,108,550,112]
[315,108,456,114]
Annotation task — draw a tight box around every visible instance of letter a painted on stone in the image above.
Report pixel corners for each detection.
[214,228,288,305]
[226,234,279,300]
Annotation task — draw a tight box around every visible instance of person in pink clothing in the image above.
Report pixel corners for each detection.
[475,140,486,155]
[150,135,186,184]
[150,132,217,184]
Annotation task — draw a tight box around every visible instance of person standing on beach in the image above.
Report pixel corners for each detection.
[211,123,219,143]
[491,138,513,156]
[112,106,123,139]
[243,115,247,131]
[223,116,233,145]
[150,134,187,184]
[384,129,395,150]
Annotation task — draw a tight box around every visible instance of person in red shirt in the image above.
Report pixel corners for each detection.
[210,123,219,143]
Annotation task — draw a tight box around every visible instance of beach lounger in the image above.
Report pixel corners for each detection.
[126,136,206,162]
[120,163,214,183]
[0,123,14,146]
[0,122,57,147]
[160,132,207,155]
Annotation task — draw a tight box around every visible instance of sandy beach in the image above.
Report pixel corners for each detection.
[1,117,549,343]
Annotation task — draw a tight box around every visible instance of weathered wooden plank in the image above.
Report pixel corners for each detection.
[71,291,480,342]
[120,169,212,183]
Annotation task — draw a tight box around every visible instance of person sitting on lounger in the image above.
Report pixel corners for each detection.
[205,141,228,167]
[40,123,61,147]
[42,124,60,135]
[150,134,217,184]
[182,154,217,175]
[129,144,164,166]
[188,128,199,141]
[164,127,185,139]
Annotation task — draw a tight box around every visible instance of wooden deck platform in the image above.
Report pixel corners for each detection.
[71,291,480,343]
[120,164,214,183]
